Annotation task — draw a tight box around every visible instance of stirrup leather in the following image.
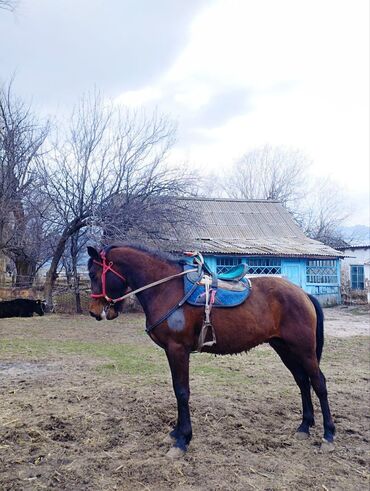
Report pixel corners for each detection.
[197,274,217,350]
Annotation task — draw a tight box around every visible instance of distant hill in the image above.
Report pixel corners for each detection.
[340,225,370,245]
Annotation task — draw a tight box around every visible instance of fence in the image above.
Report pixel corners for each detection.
[0,272,141,314]
[0,273,91,314]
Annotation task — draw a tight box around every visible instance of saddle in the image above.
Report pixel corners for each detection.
[216,263,248,282]
[180,252,252,351]
[184,265,251,307]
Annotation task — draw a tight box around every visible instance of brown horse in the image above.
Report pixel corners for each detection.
[87,244,335,458]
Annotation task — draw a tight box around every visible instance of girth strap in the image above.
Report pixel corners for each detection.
[146,267,203,334]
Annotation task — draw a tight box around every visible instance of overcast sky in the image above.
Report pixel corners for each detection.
[1,0,369,225]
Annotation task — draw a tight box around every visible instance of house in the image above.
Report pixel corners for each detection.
[336,244,370,304]
[169,198,344,306]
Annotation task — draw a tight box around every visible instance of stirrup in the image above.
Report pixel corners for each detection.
[198,321,217,351]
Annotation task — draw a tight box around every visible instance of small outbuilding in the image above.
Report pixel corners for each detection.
[171,198,343,305]
[336,244,370,304]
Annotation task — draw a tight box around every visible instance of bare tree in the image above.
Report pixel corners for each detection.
[0,81,49,285]
[297,178,351,247]
[224,144,309,208]
[223,144,351,247]
[38,92,198,307]
[103,170,199,244]
[0,0,17,11]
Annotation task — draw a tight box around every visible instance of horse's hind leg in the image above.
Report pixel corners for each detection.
[305,366,336,445]
[269,339,314,438]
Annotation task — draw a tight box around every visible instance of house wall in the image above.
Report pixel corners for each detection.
[203,254,341,306]
[341,248,370,275]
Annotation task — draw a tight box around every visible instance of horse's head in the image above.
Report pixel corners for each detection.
[87,246,129,321]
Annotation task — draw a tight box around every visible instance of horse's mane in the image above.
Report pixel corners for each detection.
[104,242,181,266]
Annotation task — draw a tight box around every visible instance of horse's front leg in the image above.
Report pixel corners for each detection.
[165,342,192,457]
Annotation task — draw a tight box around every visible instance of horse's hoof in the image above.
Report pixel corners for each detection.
[295,431,309,440]
[320,438,335,452]
[166,446,186,460]
[162,434,176,444]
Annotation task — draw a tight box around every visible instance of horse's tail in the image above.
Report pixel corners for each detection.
[307,294,324,363]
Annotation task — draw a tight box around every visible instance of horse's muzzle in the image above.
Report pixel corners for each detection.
[89,305,119,321]
[90,311,102,321]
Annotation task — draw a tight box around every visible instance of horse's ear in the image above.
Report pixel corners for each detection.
[87,246,100,260]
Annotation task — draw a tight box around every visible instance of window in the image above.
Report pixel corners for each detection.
[306,260,337,284]
[311,286,340,295]
[248,258,281,275]
[216,257,243,275]
[351,265,364,290]
[216,257,282,275]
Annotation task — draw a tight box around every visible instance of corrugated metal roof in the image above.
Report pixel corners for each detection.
[171,198,343,258]
[337,244,370,250]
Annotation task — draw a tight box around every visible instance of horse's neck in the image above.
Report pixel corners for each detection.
[118,248,180,322]
[119,248,178,289]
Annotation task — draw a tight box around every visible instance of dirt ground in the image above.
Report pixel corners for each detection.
[0,305,369,490]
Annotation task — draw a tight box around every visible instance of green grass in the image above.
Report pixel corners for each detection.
[0,339,167,378]
[0,337,263,387]
[2,334,368,389]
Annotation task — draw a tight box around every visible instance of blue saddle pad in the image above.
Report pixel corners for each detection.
[183,265,251,308]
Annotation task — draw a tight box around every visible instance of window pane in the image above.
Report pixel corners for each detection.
[248,258,281,275]
[216,256,243,274]
[306,260,337,284]
[350,265,365,290]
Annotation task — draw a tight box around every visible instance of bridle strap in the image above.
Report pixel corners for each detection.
[94,259,126,281]
[90,252,127,303]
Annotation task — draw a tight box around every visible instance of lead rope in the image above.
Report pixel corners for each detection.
[107,268,198,304]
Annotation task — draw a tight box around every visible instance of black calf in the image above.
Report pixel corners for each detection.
[0,299,45,318]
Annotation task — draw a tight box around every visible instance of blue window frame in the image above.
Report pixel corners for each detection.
[216,257,282,275]
[248,258,281,275]
[216,257,243,275]
[306,260,337,284]
[351,265,364,290]
[310,286,340,295]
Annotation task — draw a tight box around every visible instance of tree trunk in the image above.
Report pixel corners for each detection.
[44,268,59,310]
[44,219,86,310]
[74,274,82,314]
[70,231,83,313]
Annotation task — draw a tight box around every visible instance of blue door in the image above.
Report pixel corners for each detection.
[283,263,301,287]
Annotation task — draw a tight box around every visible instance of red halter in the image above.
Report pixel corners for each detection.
[90,250,127,303]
